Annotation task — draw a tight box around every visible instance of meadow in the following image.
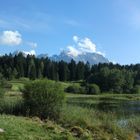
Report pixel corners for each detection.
[0,79,140,140]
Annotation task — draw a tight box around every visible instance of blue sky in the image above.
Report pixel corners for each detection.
[0,0,140,64]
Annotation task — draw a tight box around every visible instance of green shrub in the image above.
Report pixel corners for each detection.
[0,80,12,90]
[0,88,5,98]
[65,84,85,94]
[22,80,65,120]
[3,83,12,89]
[132,85,140,94]
[86,84,100,94]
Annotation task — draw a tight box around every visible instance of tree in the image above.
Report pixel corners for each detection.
[58,61,69,81]
[86,84,100,94]
[123,70,134,93]
[14,53,25,77]
[29,65,36,80]
[76,61,85,80]
[135,70,140,85]
[84,62,90,79]
[132,85,140,94]
[27,56,36,80]
[68,59,76,81]
[108,69,124,93]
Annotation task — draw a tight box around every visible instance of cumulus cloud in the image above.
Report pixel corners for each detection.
[0,30,22,46]
[78,37,96,53]
[67,46,82,57]
[66,36,105,57]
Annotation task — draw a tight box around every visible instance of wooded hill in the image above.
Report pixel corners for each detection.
[0,53,140,93]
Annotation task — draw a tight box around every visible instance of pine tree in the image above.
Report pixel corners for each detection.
[76,61,85,80]
[68,59,76,81]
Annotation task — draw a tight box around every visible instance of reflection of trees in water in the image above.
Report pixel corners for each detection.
[67,97,140,115]
[96,101,119,112]
[97,100,140,115]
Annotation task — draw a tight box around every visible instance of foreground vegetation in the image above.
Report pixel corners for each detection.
[0,79,140,140]
[0,108,139,140]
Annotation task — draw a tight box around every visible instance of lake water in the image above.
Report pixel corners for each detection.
[67,96,140,115]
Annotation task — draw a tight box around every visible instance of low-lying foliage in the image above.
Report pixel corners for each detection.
[22,80,65,120]
[132,85,140,94]
[0,88,5,98]
[65,84,85,94]
[86,84,101,95]
[0,80,12,90]
[59,105,136,140]
[0,96,23,115]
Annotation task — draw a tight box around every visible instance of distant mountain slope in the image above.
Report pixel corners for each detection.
[12,50,109,65]
[50,51,109,65]
[12,50,35,57]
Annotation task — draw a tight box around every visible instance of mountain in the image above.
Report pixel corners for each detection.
[12,50,36,57]
[50,51,109,65]
[12,50,109,65]
[37,53,48,58]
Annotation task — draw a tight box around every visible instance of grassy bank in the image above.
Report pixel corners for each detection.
[0,80,139,139]
[0,107,139,140]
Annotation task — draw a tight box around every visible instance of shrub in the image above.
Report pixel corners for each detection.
[3,83,12,89]
[65,84,85,94]
[86,84,100,94]
[0,88,5,98]
[22,80,65,120]
[132,85,140,94]
[0,80,12,90]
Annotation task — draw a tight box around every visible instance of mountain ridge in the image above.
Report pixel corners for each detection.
[11,50,109,65]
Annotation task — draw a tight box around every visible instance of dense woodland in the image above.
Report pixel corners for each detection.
[0,53,140,93]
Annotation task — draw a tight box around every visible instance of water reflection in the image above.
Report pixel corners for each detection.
[97,99,140,115]
[67,97,140,115]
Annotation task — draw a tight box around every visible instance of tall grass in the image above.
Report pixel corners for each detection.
[0,96,24,115]
[59,104,137,140]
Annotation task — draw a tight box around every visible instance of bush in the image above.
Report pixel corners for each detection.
[65,84,85,94]
[86,84,100,94]
[132,85,140,94]
[0,88,5,98]
[0,80,12,90]
[22,80,65,120]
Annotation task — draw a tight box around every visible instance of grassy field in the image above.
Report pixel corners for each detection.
[0,79,140,140]
[0,115,79,140]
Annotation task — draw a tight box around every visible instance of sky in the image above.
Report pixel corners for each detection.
[0,0,140,64]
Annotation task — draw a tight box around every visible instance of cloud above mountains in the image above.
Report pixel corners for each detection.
[22,50,36,56]
[0,30,37,49]
[66,36,105,57]
[0,31,22,46]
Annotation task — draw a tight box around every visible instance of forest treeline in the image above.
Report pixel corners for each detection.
[0,53,140,93]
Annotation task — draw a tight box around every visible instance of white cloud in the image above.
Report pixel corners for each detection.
[27,42,37,48]
[66,36,105,57]
[97,51,105,57]
[78,37,96,53]
[23,50,36,56]
[73,35,79,43]
[67,46,81,57]
[0,30,22,46]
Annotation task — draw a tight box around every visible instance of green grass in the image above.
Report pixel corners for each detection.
[59,105,137,140]
[0,111,137,140]
[0,115,76,140]
[0,79,140,139]
[8,81,24,92]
